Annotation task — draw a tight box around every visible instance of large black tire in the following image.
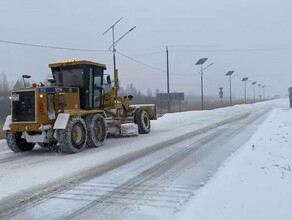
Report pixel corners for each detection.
[134,110,151,134]
[86,114,107,148]
[57,116,87,153]
[6,131,35,153]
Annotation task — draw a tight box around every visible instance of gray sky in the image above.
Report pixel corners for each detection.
[0,0,291,99]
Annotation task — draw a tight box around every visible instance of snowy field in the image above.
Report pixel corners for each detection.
[175,105,292,220]
[0,98,291,219]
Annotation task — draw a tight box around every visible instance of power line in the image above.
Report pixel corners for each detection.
[135,50,165,58]
[116,50,166,72]
[1,38,291,53]
[116,50,200,76]
[168,46,292,52]
[2,39,288,80]
[0,39,108,52]
[244,73,292,76]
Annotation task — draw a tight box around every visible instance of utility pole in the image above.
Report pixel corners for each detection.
[166,46,170,113]
[262,85,265,100]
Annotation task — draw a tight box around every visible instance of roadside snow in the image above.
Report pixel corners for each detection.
[0,140,8,152]
[175,107,292,220]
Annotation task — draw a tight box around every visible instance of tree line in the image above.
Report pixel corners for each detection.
[0,73,12,124]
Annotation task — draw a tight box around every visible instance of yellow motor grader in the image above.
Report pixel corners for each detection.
[3,60,156,153]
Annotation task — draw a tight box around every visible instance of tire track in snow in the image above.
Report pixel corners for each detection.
[1,110,266,219]
[68,109,269,220]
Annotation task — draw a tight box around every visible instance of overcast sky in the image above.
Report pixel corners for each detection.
[0,0,291,99]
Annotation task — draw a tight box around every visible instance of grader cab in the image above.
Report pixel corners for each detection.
[3,60,156,153]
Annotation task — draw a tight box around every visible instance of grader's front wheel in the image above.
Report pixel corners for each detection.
[57,116,87,153]
[6,131,35,153]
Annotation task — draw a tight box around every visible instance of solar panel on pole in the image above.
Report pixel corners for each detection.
[195,58,208,110]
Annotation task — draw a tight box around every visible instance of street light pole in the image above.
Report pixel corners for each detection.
[112,27,116,73]
[242,77,248,104]
[103,18,136,87]
[246,80,251,103]
[201,64,203,110]
[166,46,170,113]
[258,84,262,100]
[252,81,257,103]
[229,75,232,106]
[262,85,265,100]
[244,81,246,103]
[22,75,31,88]
[195,58,208,110]
[226,71,235,106]
[103,17,123,76]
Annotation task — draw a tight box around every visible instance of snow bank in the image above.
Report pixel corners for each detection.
[153,98,287,129]
[175,107,292,220]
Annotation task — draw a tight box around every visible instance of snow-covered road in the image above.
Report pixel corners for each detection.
[0,98,288,219]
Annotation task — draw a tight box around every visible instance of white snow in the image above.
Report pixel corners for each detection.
[0,140,9,153]
[175,106,292,220]
[0,98,289,205]
[130,104,155,107]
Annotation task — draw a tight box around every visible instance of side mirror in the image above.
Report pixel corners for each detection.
[106,75,111,84]
[22,75,31,88]
[22,75,31,79]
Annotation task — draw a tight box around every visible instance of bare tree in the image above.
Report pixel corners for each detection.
[147,88,153,97]
[0,73,11,124]
[13,79,23,89]
[0,73,9,92]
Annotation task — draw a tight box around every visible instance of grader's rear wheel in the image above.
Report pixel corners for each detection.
[86,114,106,148]
[57,116,87,153]
[134,110,151,134]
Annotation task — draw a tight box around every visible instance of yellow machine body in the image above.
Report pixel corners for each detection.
[4,60,156,154]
